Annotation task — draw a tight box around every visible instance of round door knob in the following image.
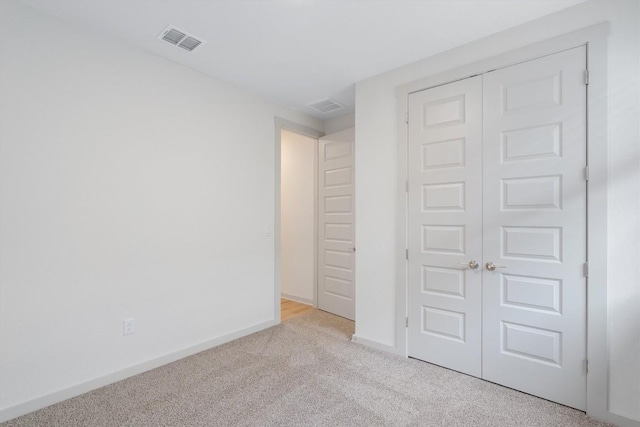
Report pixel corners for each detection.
[485,262,506,271]
[459,260,479,269]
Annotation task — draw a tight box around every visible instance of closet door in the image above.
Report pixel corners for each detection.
[407,76,483,376]
[481,46,587,410]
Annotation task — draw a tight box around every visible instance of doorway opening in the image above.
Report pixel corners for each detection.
[279,128,318,320]
[275,119,357,323]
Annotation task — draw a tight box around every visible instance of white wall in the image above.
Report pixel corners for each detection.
[324,113,356,135]
[354,0,639,423]
[0,0,322,420]
[280,130,316,304]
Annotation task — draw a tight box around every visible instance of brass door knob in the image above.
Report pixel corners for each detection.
[485,262,506,271]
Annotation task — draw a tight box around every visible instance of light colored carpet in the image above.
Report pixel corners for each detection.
[4,310,611,427]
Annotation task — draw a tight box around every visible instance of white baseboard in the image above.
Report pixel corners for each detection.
[606,411,640,427]
[351,334,402,356]
[281,293,314,306]
[0,319,278,423]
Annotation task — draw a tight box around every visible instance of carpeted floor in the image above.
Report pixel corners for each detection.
[3,310,611,427]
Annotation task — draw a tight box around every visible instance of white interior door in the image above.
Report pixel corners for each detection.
[481,46,587,410]
[407,76,483,377]
[318,128,355,320]
[407,46,587,410]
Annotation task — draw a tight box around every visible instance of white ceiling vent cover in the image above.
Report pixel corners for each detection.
[159,25,204,52]
[308,99,345,114]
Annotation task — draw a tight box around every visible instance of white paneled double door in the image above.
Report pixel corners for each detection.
[407,47,587,410]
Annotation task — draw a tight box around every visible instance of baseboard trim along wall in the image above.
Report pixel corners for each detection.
[351,335,401,356]
[606,411,640,427]
[280,293,314,306]
[0,319,278,423]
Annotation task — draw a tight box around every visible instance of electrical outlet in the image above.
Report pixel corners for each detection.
[123,318,135,336]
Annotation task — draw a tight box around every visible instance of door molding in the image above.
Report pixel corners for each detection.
[395,23,610,421]
[274,118,324,323]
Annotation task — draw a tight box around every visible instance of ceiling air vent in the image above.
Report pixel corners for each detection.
[308,98,345,114]
[159,25,204,52]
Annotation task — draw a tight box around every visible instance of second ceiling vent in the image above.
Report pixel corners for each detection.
[159,25,204,52]
[308,99,345,114]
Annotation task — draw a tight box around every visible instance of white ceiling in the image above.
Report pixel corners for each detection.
[21,0,585,119]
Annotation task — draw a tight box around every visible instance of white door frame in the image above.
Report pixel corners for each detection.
[274,118,324,322]
[395,23,610,421]
[317,129,357,320]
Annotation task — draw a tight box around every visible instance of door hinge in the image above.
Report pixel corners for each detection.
[406,317,409,327]
[583,359,589,374]
[584,70,589,85]
[584,166,590,181]
[405,112,409,124]
[583,262,589,277]
[405,181,409,192]
[406,249,409,260]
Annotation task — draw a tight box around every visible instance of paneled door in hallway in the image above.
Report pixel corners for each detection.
[318,129,356,320]
[407,46,588,410]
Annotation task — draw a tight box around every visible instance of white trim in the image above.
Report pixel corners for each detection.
[395,23,611,422]
[351,335,402,355]
[274,117,324,323]
[582,29,611,424]
[281,293,314,306]
[0,319,278,423]
[395,85,410,356]
[313,131,319,308]
[606,412,640,427]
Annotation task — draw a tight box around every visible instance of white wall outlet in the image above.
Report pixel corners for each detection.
[123,318,135,336]
[264,224,273,238]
